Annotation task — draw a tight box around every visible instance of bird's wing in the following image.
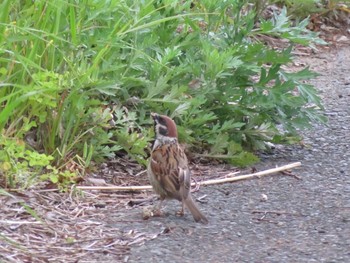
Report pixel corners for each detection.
[150,143,190,200]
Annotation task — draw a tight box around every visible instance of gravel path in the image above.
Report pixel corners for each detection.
[123,47,350,262]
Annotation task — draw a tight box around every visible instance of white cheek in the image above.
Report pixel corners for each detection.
[152,136,177,150]
[152,140,161,150]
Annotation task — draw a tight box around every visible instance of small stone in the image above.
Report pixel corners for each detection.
[336,35,349,42]
[260,194,268,202]
[142,206,154,220]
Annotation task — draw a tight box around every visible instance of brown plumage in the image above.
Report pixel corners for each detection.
[148,113,208,224]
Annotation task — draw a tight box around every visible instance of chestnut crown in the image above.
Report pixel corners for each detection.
[151,113,178,139]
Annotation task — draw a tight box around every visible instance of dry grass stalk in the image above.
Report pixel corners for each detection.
[76,162,302,191]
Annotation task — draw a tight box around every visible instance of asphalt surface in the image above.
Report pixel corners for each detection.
[123,47,350,263]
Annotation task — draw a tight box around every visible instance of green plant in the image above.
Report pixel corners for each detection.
[134,2,326,165]
[0,135,53,188]
[269,0,350,18]
[0,0,327,189]
[274,0,324,17]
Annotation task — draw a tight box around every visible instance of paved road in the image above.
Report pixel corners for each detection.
[125,47,350,263]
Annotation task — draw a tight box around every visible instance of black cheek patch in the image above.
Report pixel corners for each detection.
[159,126,168,136]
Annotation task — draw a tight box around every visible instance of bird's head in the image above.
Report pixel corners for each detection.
[151,113,178,142]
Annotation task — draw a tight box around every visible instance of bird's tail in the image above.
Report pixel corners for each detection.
[184,195,208,224]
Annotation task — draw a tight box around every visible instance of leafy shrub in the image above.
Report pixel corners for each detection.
[0,0,326,188]
[0,135,53,188]
[266,0,350,18]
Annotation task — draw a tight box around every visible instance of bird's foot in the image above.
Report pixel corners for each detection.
[152,207,164,217]
[176,209,184,217]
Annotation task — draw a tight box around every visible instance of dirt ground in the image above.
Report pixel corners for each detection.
[1,46,349,263]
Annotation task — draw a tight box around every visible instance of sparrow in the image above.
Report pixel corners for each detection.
[148,113,208,224]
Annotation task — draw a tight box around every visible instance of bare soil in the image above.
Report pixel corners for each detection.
[1,46,350,263]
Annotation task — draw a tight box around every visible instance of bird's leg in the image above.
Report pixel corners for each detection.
[176,201,185,217]
[153,197,164,217]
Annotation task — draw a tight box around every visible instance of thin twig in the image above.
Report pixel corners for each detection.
[252,217,280,224]
[252,210,303,216]
[76,185,153,191]
[0,220,42,225]
[76,162,302,191]
[134,170,147,177]
[198,162,301,186]
[223,171,241,177]
[281,170,302,180]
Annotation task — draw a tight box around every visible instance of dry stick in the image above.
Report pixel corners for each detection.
[0,220,42,224]
[76,162,301,191]
[200,162,301,186]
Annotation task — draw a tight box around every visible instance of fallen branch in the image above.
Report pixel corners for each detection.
[76,185,153,191]
[199,162,301,186]
[76,162,301,191]
[0,220,42,224]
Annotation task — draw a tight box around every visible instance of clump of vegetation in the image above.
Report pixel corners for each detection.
[0,0,326,189]
[264,0,350,18]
